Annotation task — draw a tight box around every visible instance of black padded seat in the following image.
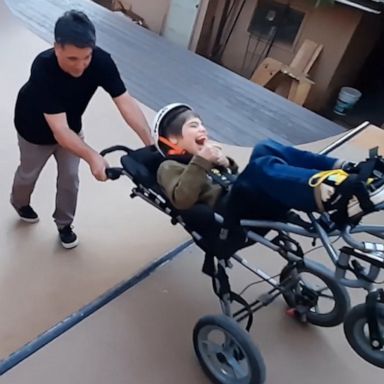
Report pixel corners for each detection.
[120,146,252,258]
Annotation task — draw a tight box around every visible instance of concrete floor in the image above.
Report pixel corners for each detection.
[2,240,383,384]
[0,0,383,383]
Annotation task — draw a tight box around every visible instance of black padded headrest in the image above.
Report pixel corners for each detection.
[120,145,165,191]
[129,145,164,174]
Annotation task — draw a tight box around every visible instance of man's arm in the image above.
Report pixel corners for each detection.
[44,113,108,181]
[113,91,153,146]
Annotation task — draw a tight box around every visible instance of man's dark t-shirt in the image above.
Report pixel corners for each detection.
[14,47,126,145]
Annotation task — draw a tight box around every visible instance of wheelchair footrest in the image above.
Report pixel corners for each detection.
[340,246,384,269]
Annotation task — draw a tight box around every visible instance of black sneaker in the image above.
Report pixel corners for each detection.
[58,225,79,249]
[17,205,39,223]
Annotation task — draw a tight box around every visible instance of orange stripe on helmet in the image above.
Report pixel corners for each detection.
[158,136,186,156]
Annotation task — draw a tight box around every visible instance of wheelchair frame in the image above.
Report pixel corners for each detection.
[129,169,383,302]
[101,121,384,381]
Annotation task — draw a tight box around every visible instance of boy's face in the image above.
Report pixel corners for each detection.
[170,117,208,155]
[54,43,93,78]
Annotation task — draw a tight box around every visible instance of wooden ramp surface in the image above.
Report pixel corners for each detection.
[0,0,381,380]
[3,194,383,384]
[0,0,187,361]
[3,127,384,383]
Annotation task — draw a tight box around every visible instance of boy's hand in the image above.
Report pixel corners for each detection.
[198,142,222,164]
[209,142,229,167]
[216,154,230,168]
[198,142,229,167]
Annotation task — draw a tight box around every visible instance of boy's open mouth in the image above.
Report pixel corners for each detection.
[195,137,206,145]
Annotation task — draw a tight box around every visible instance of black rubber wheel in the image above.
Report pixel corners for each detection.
[279,263,350,327]
[344,303,384,368]
[193,315,266,384]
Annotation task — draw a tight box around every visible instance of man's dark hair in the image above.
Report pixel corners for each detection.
[54,10,96,48]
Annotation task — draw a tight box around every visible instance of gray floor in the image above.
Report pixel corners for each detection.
[2,243,383,384]
[2,127,384,383]
[5,0,344,146]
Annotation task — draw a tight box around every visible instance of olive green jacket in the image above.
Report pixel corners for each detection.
[157,155,238,210]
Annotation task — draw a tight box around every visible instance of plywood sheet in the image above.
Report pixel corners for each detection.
[3,122,383,383]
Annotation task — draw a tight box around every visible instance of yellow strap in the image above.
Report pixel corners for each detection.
[308,169,348,187]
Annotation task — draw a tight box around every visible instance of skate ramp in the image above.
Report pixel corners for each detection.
[1,0,383,381]
[0,0,188,361]
[2,124,383,383]
[3,216,383,384]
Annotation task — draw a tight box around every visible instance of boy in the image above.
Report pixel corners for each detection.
[151,103,384,224]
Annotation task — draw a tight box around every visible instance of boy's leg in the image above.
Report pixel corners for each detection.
[250,139,342,171]
[52,145,80,229]
[238,152,384,222]
[11,134,54,210]
[236,155,320,212]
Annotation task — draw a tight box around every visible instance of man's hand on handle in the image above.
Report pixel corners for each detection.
[89,153,109,181]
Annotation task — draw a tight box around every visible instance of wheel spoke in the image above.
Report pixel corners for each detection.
[317,286,331,294]
[298,279,315,290]
[318,292,335,301]
[201,340,223,356]
[301,281,335,302]
[224,353,247,379]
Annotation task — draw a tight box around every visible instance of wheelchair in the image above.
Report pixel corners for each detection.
[100,143,384,383]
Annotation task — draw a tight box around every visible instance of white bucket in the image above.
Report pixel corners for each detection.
[333,87,362,116]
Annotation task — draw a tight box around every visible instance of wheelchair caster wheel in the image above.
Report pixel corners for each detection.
[344,303,384,368]
[193,314,266,384]
[280,263,350,327]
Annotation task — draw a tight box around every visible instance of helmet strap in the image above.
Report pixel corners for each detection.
[159,136,186,156]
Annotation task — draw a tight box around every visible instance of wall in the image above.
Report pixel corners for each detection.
[190,0,211,51]
[218,0,267,73]
[329,12,381,108]
[195,0,227,58]
[93,0,170,33]
[196,0,370,110]
[128,0,170,33]
[289,2,362,109]
[95,0,210,45]
[92,0,379,110]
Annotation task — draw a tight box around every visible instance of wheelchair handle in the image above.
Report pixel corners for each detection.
[100,145,133,157]
[105,167,124,180]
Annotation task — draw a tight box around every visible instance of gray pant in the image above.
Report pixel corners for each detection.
[11,134,80,229]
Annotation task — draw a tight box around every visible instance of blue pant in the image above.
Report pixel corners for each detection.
[232,139,338,213]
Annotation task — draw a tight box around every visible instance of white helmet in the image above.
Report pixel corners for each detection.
[152,103,191,155]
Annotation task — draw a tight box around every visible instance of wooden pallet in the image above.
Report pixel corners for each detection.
[251,39,323,106]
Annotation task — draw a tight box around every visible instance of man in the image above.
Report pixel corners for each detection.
[11,10,152,248]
